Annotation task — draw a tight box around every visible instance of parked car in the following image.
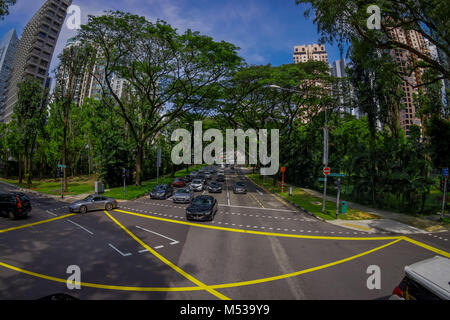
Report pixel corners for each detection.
[204,172,212,180]
[190,179,205,192]
[208,182,222,193]
[69,195,118,214]
[217,174,225,182]
[172,187,194,204]
[186,195,218,221]
[0,192,32,220]
[150,184,173,200]
[184,175,193,183]
[390,256,450,300]
[233,182,247,194]
[172,178,185,188]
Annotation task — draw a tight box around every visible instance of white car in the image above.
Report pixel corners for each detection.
[190,179,205,192]
[390,256,450,300]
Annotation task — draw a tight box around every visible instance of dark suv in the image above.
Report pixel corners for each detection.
[0,192,32,220]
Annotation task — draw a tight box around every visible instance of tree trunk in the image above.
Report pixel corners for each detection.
[18,153,23,184]
[135,144,143,186]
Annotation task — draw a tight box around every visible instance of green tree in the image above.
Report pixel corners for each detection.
[12,79,47,187]
[0,0,16,19]
[78,11,243,186]
[296,0,449,83]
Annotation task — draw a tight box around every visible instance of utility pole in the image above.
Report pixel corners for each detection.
[442,168,448,221]
[322,105,328,213]
[157,148,161,184]
[335,178,341,219]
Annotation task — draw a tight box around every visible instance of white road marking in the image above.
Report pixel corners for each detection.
[256,189,263,196]
[67,220,93,235]
[46,210,57,217]
[135,226,179,245]
[109,244,132,257]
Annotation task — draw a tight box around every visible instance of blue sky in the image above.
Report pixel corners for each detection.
[0,0,345,80]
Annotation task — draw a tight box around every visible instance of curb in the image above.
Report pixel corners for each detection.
[245,175,326,222]
[0,180,76,203]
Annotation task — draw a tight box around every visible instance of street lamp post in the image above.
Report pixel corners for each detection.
[267,85,329,212]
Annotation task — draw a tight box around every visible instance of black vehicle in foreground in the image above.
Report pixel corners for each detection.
[150,184,174,200]
[0,192,32,220]
[186,195,218,221]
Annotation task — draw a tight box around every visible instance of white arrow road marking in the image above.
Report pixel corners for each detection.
[109,243,132,257]
[46,210,57,217]
[136,226,179,245]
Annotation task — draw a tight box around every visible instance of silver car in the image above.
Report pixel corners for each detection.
[190,179,205,192]
[69,195,118,214]
[173,187,194,204]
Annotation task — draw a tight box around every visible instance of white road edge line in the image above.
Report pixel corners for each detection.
[136,226,179,245]
[108,243,132,257]
[67,219,93,235]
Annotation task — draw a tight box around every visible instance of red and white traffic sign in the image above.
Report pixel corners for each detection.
[323,167,331,175]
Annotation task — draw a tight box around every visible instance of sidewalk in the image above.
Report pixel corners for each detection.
[302,188,449,233]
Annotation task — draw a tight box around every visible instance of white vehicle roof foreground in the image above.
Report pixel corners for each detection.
[404,256,450,300]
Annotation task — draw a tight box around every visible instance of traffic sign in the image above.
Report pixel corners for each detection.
[443,168,449,177]
[323,167,331,175]
[57,164,67,168]
[329,173,346,177]
[318,177,325,182]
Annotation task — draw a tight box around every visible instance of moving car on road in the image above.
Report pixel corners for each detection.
[186,195,218,221]
[390,256,450,300]
[173,188,194,204]
[233,182,247,194]
[150,184,174,200]
[190,179,205,192]
[208,182,222,193]
[172,178,185,188]
[69,195,118,214]
[0,192,32,220]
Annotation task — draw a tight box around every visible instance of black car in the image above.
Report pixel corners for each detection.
[150,184,173,200]
[186,196,218,221]
[208,182,222,193]
[197,174,207,182]
[233,182,247,194]
[216,174,225,182]
[184,175,193,183]
[0,192,32,220]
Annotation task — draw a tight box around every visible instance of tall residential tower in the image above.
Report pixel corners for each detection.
[0,29,19,116]
[1,0,72,123]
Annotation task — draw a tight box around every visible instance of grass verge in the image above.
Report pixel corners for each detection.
[247,173,380,221]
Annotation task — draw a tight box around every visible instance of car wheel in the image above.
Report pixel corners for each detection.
[105,203,113,211]
[80,206,88,214]
[8,210,16,220]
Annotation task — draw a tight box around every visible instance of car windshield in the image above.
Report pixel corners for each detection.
[236,183,245,187]
[83,195,94,201]
[176,188,190,194]
[192,197,212,206]
[154,185,166,191]
[192,179,202,184]
[210,183,219,187]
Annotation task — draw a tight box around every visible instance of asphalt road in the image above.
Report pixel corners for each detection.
[0,167,448,300]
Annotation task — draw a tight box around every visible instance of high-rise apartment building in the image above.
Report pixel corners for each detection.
[55,37,128,107]
[0,29,19,116]
[293,44,328,64]
[389,28,429,134]
[330,58,362,119]
[1,0,71,123]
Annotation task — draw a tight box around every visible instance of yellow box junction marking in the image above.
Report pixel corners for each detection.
[114,209,400,241]
[0,214,75,234]
[103,210,230,300]
[0,237,404,293]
